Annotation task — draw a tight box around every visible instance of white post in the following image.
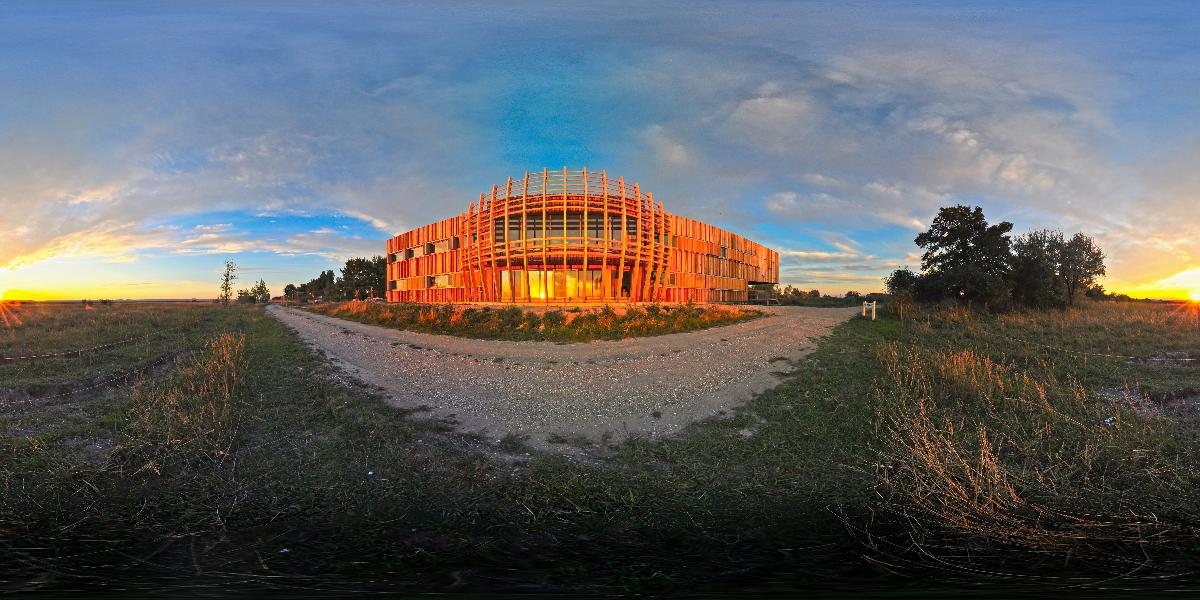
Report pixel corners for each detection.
[871,301,877,321]
[862,301,868,317]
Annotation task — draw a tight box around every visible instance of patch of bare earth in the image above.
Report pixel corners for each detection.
[267,304,856,450]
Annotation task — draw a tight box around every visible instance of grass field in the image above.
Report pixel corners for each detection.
[1,300,1198,593]
[302,300,761,341]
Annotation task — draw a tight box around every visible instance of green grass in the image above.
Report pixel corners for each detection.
[302,301,761,342]
[0,301,232,389]
[2,300,1199,593]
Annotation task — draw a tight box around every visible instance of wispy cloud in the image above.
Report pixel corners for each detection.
[1,2,1198,297]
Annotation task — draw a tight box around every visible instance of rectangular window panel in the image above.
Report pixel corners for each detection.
[554,270,567,299]
[528,269,547,300]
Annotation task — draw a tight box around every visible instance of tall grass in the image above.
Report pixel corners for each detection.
[304,301,760,341]
[873,308,1198,559]
[120,332,247,471]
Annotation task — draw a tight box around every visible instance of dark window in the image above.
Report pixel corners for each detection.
[587,213,604,239]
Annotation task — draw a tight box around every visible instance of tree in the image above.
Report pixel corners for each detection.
[251,278,271,303]
[236,289,257,303]
[844,290,863,303]
[914,205,1013,306]
[1011,230,1065,308]
[1059,233,1105,305]
[220,261,238,306]
[340,256,387,300]
[283,283,297,300]
[884,267,919,296]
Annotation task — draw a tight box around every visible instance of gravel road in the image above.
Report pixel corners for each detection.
[267,304,857,447]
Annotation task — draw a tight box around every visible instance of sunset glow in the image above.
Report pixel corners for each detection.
[3,3,1200,300]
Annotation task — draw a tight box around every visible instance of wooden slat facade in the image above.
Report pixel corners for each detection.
[385,169,779,304]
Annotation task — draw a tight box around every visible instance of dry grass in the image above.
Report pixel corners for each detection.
[120,332,247,472]
[873,302,1200,561]
[0,301,209,388]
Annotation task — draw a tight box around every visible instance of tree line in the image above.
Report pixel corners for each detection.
[283,256,387,302]
[886,204,1107,310]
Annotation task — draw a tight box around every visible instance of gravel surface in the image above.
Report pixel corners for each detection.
[267,304,857,448]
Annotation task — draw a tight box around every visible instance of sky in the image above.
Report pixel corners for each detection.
[2,1,1200,300]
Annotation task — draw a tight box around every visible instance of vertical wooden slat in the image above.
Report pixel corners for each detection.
[520,171,530,303]
[492,185,501,302]
[631,183,645,301]
[576,165,585,296]
[600,170,610,300]
[541,167,549,303]
[617,176,627,302]
[561,166,568,302]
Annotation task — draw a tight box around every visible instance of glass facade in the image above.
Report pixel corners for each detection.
[500,268,618,302]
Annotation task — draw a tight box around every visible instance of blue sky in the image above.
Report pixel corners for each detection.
[2,1,1200,299]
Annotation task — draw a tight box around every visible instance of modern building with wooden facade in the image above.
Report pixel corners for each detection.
[385,168,779,304]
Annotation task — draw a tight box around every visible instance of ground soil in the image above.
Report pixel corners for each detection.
[267,304,857,448]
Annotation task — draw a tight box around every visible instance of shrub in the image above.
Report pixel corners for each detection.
[542,310,566,331]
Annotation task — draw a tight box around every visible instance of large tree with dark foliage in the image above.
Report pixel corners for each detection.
[1059,233,1106,305]
[914,205,1013,305]
[340,256,387,300]
[884,267,919,296]
[1011,229,1065,308]
[299,269,337,299]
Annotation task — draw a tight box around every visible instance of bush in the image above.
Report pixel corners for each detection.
[542,310,566,331]
[304,302,760,342]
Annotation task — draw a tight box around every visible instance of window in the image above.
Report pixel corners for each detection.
[426,274,451,289]
[388,280,398,290]
[493,217,506,243]
[404,247,415,260]
[587,213,604,239]
[525,214,543,245]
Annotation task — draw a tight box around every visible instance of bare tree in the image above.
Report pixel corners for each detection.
[220,261,238,306]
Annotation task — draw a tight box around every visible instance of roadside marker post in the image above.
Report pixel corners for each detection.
[862,301,877,320]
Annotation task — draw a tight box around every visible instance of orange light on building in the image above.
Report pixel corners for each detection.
[385,168,780,304]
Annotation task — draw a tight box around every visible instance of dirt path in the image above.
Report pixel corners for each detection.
[267,304,857,448]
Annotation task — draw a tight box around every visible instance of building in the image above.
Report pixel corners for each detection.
[385,168,779,304]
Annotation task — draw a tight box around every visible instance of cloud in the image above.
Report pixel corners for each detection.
[2,3,1198,297]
